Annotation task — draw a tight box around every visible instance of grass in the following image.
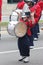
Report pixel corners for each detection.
[0,22,9,27]
[0,20,43,27]
[39,20,43,23]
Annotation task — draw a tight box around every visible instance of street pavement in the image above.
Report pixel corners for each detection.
[0,25,43,65]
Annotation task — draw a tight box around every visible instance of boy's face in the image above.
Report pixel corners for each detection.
[23,17,28,21]
[26,1,31,6]
[26,1,33,8]
[22,16,30,21]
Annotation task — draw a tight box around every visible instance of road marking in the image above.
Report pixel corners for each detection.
[32,47,43,50]
[0,50,19,54]
[0,47,43,54]
[0,34,1,40]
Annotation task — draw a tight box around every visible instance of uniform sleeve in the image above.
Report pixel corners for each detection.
[0,0,2,7]
[34,5,41,23]
[38,1,43,10]
[20,18,36,29]
[30,4,42,27]
[17,1,25,9]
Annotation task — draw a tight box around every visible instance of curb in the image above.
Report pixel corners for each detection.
[1,27,7,31]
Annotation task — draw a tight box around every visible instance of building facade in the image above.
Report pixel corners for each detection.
[2,0,17,22]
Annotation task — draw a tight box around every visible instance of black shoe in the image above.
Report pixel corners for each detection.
[23,61,29,63]
[19,56,26,61]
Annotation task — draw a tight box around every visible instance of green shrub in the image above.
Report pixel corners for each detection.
[0,22,9,27]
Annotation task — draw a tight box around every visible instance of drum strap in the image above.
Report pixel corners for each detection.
[14,11,21,21]
[14,11,20,16]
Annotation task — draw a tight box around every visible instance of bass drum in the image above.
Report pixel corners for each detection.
[14,22,27,37]
[7,21,18,36]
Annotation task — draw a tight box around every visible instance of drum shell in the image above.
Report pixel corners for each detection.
[7,21,18,36]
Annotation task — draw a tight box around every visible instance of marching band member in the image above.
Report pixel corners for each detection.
[18,12,34,63]
[24,0,42,41]
[16,0,43,63]
[30,0,41,40]
[17,0,35,63]
[30,0,43,40]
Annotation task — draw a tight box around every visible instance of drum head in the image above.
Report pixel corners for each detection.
[14,22,27,37]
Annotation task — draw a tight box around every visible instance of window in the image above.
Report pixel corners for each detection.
[7,0,19,3]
